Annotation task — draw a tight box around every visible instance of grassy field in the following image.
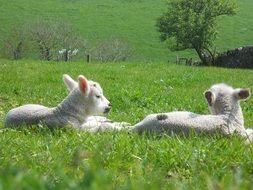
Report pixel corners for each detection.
[0,60,253,189]
[0,0,253,61]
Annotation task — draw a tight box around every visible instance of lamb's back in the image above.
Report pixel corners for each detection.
[133,111,228,135]
[5,104,50,127]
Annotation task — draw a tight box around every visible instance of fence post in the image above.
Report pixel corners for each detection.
[87,54,91,63]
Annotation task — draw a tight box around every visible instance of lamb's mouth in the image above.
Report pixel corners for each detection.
[104,107,111,114]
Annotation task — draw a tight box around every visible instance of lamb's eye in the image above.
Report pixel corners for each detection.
[96,95,101,99]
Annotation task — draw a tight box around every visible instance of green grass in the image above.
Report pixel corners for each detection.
[0,0,253,61]
[0,60,253,189]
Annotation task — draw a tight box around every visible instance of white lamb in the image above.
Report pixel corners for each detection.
[133,83,253,143]
[5,74,112,129]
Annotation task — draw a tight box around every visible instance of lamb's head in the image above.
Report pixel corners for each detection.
[204,83,251,115]
[63,74,112,116]
[87,80,112,114]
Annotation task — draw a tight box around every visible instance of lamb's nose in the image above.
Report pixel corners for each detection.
[104,103,112,113]
[104,106,111,113]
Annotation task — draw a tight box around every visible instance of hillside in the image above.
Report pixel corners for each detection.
[0,0,252,61]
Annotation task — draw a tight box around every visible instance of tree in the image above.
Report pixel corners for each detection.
[28,19,58,61]
[27,19,84,61]
[55,21,84,62]
[2,26,25,60]
[157,0,236,65]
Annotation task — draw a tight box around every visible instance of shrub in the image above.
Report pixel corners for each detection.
[93,39,132,63]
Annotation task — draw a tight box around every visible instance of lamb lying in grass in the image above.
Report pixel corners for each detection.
[133,83,253,143]
[5,74,112,129]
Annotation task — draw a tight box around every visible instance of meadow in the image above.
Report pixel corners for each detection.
[0,60,253,189]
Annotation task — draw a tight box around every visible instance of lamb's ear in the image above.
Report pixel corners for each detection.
[234,88,251,100]
[63,74,77,92]
[204,90,215,106]
[78,75,90,96]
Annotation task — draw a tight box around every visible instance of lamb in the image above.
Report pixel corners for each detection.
[133,83,253,143]
[5,74,112,129]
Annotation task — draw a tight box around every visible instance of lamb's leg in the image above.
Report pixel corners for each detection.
[81,116,131,132]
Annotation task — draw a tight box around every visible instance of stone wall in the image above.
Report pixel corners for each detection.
[214,46,253,68]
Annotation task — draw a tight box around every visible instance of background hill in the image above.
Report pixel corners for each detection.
[0,0,252,61]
